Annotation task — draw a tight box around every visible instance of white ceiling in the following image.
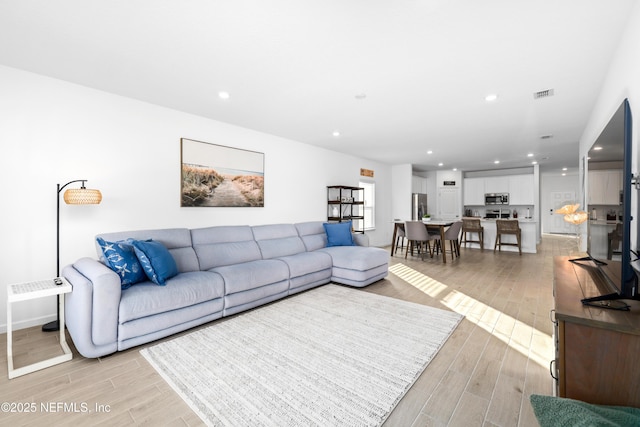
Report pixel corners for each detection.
[0,0,635,173]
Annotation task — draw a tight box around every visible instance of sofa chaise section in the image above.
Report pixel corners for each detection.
[295,221,389,287]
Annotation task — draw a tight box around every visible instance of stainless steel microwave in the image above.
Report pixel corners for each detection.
[485,193,509,205]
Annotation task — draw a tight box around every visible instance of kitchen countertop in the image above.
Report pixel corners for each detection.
[478,218,537,223]
[589,219,622,225]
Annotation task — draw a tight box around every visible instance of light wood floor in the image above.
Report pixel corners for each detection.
[0,234,576,426]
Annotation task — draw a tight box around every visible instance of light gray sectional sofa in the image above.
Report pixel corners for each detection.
[62,221,389,358]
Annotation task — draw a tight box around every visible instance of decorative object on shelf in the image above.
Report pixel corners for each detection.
[44,179,102,332]
[180,138,264,207]
[422,214,431,223]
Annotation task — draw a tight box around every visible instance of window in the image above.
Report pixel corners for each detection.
[359,180,375,230]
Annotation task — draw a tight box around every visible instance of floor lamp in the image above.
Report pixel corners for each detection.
[42,180,102,332]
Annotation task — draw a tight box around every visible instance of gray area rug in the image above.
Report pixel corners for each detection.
[141,284,463,427]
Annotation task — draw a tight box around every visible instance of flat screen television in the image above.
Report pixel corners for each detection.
[579,98,638,308]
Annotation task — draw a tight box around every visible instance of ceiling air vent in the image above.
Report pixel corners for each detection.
[534,89,555,99]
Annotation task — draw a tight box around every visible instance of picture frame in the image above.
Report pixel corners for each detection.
[180,138,264,207]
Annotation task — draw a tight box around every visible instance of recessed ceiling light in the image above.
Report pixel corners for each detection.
[527,153,534,157]
[562,167,567,171]
[452,168,457,171]
[593,146,603,151]
[562,173,566,176]
[485,94,498,102]
[332,131,341,137]
[494,160,500,164]
[427,150,433,155]
[532,161,538,165]
[438,162,444,167]
[218,91,230,100]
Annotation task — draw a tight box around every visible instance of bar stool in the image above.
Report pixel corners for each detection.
[461,217,484,250]
[393,223,406,255]
[607,223,623,260]
[494,219,522,255]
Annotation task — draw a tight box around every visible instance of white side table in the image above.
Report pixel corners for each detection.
[7,278,73,379]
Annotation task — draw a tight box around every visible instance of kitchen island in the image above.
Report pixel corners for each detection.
[462,218,538,253]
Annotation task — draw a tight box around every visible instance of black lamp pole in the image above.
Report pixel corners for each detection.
[42,179,88,332]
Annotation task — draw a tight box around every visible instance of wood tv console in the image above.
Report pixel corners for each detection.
[553,256,640,407]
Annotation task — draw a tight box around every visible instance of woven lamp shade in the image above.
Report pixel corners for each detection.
[555,203,580,215]
[564,211,588,225]
[63,188,102,205]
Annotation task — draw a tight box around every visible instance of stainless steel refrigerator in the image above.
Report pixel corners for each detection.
[411,193,428,220]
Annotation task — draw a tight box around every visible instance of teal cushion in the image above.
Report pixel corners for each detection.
[530,394,640,427]
[131,240,178,286]
[96,237,146,289]
[323,221,355,247]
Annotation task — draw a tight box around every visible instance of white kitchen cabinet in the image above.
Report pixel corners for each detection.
[412,176,428,194]
[589,170,622,205]
[508,174,535,205]
[484,176,509,193]
[463,177,485,205]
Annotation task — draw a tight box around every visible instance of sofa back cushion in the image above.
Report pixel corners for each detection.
[252,224,306,259]
[191,225,262,270]
[295,221,328,251]
[95,228,199,273]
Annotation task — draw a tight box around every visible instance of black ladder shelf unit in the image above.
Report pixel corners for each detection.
[327,185,365,233]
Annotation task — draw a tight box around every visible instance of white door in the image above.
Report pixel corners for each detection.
[545,191,576,234]
[438,188,461,220]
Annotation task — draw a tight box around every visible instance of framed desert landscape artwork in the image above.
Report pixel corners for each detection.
[180,138,265,207]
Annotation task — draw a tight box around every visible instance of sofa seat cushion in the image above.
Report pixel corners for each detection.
[277,251,333,278]
[211,259,289,294]
[119,271,225,323]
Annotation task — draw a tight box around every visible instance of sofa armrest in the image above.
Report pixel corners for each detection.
[353,233,370,247]
[63,257,121,358]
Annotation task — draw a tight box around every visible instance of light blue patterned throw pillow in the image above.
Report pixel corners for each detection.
[97,237,147,289]
[131,239,178,286]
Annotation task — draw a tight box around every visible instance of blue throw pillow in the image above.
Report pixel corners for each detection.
[97,237,147,289]
[131,239,178,286]
[323,221,355,247]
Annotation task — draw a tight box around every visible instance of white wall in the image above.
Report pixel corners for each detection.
[391,164,412,220]
[578,2,640,250]
[0,65,393,331]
